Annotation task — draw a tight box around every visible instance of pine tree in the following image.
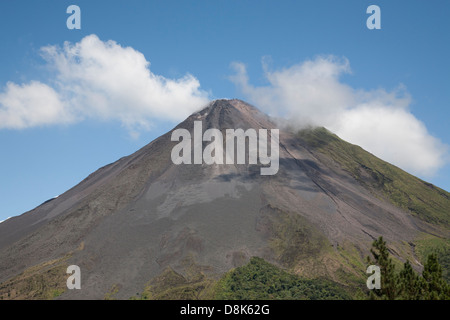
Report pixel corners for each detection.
[367,236,398,299]
[398,260,421,299]
[421,253,450,300]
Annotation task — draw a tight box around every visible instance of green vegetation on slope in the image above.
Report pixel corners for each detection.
[261,205,329,268]
[131,256,216,300]
[297,127,450,227]
[297,127,450,286]
[214,257,352,300]
[131,267,215,300]
[0,255,70,300]
[261,206,367,289]
[415,234,450,283]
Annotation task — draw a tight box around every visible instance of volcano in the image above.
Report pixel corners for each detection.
[0,99,449,299]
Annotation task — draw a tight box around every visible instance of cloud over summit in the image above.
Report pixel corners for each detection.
[230,56,448,177]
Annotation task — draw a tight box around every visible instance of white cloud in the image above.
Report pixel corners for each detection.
[230,56,355,127]
[0,81,73,129]
[230,56,448,177]
[0,34,210,134]
[334,105,446,177]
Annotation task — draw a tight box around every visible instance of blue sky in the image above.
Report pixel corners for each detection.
[0,0,449,222]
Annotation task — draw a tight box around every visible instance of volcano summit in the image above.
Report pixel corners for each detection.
[0,99,449,299]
